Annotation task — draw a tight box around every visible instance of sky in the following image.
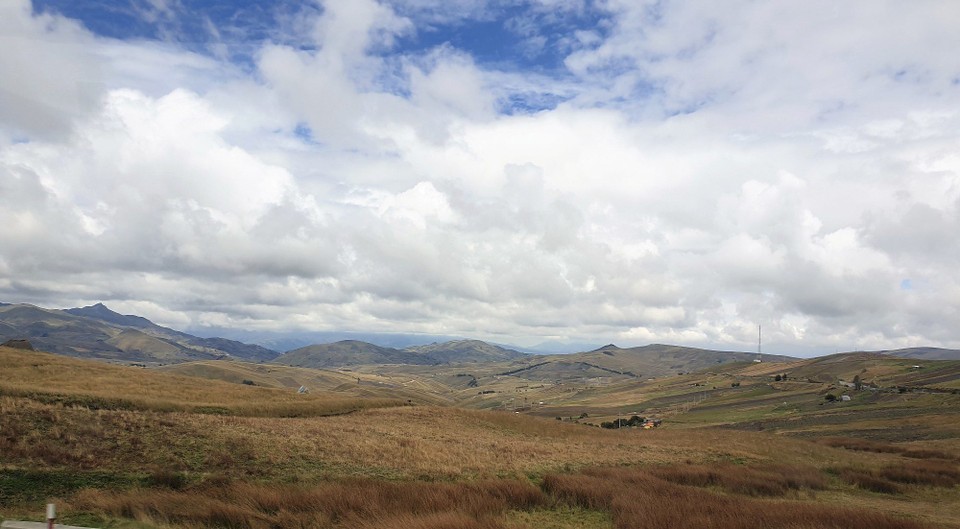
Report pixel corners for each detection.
[1,0,959,356]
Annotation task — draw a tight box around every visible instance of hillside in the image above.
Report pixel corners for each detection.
[0,302,278,363]
[3,345,960,529]
[480,343,796,384]
[276,340,438,368]
[276,339,530,367]
[404,339,528,363]
[880,347,960,360]
[157,359,453,405]
[513,351,960,440]
[0,346,408,417]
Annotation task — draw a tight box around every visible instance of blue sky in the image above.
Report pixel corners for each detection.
[2,0,960,355]
[32,1,610,83]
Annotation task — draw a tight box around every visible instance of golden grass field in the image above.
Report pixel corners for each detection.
[2,345,960,528]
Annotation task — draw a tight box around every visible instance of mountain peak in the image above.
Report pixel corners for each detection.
[65,303,154,329]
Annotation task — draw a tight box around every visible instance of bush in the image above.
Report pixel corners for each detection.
[833,467,903,494]
[880,461,960,487]
[146,470,189,490]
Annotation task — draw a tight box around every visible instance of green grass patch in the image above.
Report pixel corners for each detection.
[0,469,143,505]
[507,505,612,528]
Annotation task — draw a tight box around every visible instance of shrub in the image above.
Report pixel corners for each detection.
[833,468,903,494]
[146,470,189,490]
[880,461,960,487]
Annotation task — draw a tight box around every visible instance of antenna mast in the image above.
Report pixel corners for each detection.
[756,324,762,362]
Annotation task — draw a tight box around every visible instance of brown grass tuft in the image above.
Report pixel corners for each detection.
[829,460,960,494]
[650,463,827,496]
[544,467,928,529]
[833,467,904,494]
[880,460,960,487]
[819,437,954,460]
[71,477,545,529]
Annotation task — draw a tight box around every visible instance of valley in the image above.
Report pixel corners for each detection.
[3,331,960,528]
[3,302,960,528]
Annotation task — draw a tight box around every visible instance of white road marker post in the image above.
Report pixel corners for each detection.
[46,503,56,529]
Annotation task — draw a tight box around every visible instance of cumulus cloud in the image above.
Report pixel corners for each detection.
[1,0,959,355]
[0,0,104,140]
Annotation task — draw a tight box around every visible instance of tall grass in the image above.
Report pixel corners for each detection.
[879,460,960,487]
[819,437,955,460]
[543,467,929,529]
[70,478,546,529]
[831,459,960,494]
[35,461,948,528]
[649,463,828,496]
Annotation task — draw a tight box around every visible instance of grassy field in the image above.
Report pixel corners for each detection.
[2,345,960,528]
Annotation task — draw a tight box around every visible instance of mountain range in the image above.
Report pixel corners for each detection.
[0,303,529,366]
[276,339,528,368]
[2,302,959,370]
[0,302,278,363]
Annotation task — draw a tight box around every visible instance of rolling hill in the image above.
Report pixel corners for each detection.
[879,347,960,360]
[276,339,531,367]
[403,339,527,363]
[4,344,960,529]
[486,343,797,384]
[276,340,439,368]
[0,302,278,363]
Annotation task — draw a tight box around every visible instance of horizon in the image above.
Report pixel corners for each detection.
[2,299,952,359]
[2,1,959,355]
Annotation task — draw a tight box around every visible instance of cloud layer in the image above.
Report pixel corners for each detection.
[2,0,959,355]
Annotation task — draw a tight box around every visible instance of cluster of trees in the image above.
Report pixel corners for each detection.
[600,415,660,429]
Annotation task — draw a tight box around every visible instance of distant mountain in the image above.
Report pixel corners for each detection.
[276,340,439,368]
[65,302,153,329]
[494,343,798,382]
[275,339,534,368]
[404,340,528,363]
[0,302,279,363]
[878,347,960,361]
[527,340,605,354]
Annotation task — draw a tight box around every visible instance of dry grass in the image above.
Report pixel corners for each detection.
[543,467,930,529]
[830,459,960,495]
[4,347,960,528]
[69,478,546,529]
[2,394,857,481]
[0,347,406,418]
[649,462,828,496]
[879,460,960,487]
[832,467,903,494]
[819,437,956,460]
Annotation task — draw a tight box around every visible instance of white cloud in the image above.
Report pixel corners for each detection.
[0,0,104,140]
[1,0,959,355]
